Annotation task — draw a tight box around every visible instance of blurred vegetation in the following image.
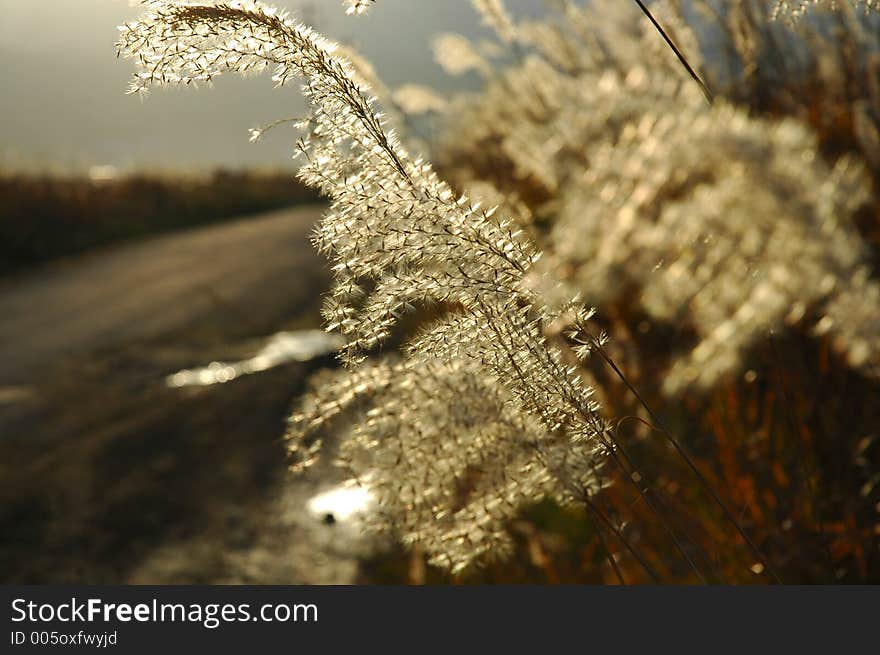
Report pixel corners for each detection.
[363,327,880,584]
[0,169,320,275]
[355,0,880,584]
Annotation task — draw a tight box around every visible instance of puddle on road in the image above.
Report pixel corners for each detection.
[166,329,344,388]
[307,481,374,524]
[166,329,375,550]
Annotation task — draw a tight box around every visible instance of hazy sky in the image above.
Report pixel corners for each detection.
[0,0,544,172]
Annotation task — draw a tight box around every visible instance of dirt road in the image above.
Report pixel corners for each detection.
[0,207,372,584]
[0,206,326,386]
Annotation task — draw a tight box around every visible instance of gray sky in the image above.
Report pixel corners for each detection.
[0,0,543,172]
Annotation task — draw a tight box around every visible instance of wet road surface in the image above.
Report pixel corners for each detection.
[0,206,374,583]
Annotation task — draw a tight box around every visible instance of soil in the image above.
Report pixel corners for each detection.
[0,207,371,583]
